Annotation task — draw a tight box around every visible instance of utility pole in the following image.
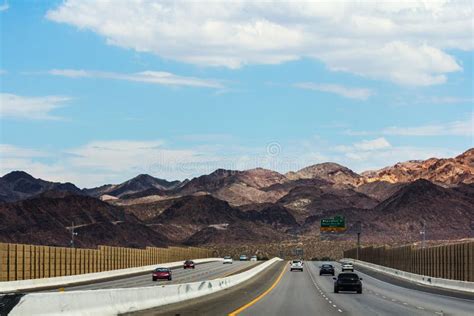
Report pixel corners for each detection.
[420,221,426,249]
[70,221,78,248]
[355,221,361,260]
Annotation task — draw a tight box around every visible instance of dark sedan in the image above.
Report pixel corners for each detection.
[152,267,172,281]
[333,273,363,293]
[319,264,335,276]
[183,260,195,269]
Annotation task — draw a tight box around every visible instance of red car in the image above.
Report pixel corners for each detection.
[152,267,172,281]
[183,260,195,269]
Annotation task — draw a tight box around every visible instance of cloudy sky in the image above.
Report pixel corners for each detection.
[1,0,473,187]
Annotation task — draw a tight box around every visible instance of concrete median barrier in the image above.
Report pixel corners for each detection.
[7,257,282,316]
[0,258,221,293]
[344,258,474,293]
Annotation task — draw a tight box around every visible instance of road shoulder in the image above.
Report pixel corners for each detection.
[125,261,285,316]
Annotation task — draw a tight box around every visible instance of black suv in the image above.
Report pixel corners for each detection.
[319,264,335,276]
[333,273,363,293]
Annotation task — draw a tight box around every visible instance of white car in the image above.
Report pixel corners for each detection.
[250,255,258,261]
[341,263,354,272]
[223,256,233,264]
[290,260,304,272]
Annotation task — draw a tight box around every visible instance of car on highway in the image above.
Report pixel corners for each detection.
[319,263,335,276]
[183,260,195,269]
[250,255,258,261]
[152,267,172,281]
[223,256,233,264]
[341,262,354,272]
[290,260,304,272]
[333,272,363,293]
[239,254,248,261]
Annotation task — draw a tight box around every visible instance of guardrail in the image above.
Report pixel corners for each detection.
[344,258,474,294]
[0,258,221,293]
[7,257,283,315]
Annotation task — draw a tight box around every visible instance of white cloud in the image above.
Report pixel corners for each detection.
[0,93,71,120]
[345,116,474,137]
[49,69,223,88]
[354,138,391,150]
[294,82,373,100]
[45,0,472,86]
[1,137,468,187]
[0,2,9,12]
[382,116,473,137]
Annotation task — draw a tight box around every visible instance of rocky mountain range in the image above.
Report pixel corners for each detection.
[0,148,472,247]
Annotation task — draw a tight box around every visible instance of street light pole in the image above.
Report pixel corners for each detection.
[420,221,426,249]
[355,221,361,260]
[70,221,78,248]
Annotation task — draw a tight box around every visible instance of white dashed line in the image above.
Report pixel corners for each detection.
[402,302,408,305]
[417,306,425,310]
[382,296,386,299]
[333,304,337,308]
[338,309,343,313]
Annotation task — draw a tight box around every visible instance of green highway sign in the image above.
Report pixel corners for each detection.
[320,216,346,232]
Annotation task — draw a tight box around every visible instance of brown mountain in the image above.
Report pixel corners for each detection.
[286,162,361,187]
[84,174,182,198]
[0,191,170,248]
[276,185,378,222]
[368,179,474,241]
[176,168,288,205]
[0,171,82,202]
[355,181,405,202]
[361,148,474,186]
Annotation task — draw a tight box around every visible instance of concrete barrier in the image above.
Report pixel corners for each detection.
[8,258,282,315]
[343,258,474,293]
[0,258,221,293]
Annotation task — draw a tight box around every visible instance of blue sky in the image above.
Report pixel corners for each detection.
[0,1,473,187]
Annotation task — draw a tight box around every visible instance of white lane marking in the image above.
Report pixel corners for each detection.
[391,299,397,302]
[402,302,408,305]
[329,301,332,304]
[325,297,329,300]
[435,312,443,315]
[417,306,425,310]
[333,304,337,308]
[382,296,386,299]
[338,309,343,313]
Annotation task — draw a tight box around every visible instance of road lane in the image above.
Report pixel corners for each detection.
[53,261,259,291]
[310,261,474,316]
[237,262,340,316]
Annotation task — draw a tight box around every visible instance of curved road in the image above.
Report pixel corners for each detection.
[139,260,474,315]
[51,261,259,291]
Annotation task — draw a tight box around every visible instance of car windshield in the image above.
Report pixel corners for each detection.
[292,260,301,264]
[322,264,333,268]
[185,261,193,264]
[155,268,169,272]
[224,256,231,259]
[339,273,358,280]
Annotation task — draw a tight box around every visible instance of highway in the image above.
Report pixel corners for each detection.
[135,261,474,316]
[52,261,259,291]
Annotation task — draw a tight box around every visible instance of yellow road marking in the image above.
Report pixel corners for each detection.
[228,262,287,316]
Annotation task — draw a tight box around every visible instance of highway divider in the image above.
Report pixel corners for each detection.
[343,258,474,293]
[7,257,283,316]
[0,258,221,293]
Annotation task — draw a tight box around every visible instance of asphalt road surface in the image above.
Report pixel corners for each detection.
[240,261,474,316]
[50,261,259,292]
[138,260,474,316]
